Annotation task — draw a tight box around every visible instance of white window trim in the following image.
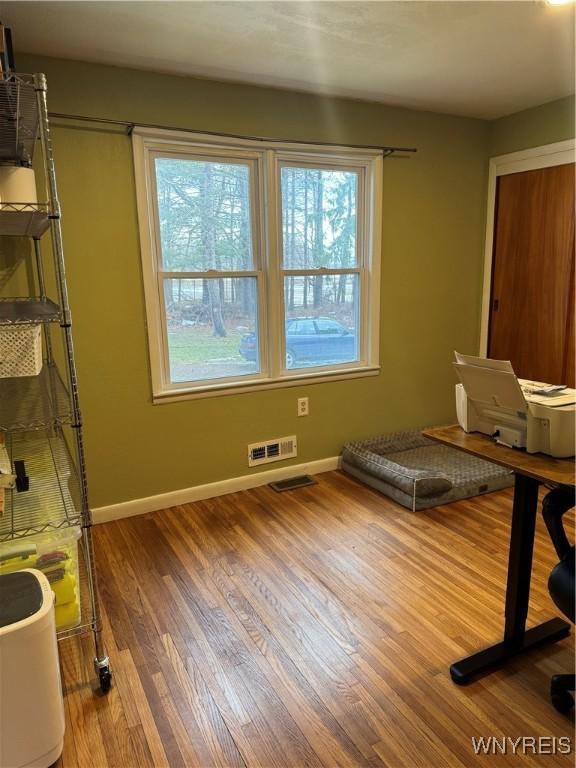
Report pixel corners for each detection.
[132,127,382,401]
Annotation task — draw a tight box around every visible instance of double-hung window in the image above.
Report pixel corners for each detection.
[133,130,382,400]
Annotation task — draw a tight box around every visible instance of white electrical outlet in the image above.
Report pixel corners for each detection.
[297,397,309,417]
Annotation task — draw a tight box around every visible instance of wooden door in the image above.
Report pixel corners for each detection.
[563,255,575,387]
[488,163,575,386]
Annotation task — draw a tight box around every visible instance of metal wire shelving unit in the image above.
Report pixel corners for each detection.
[0,72,111,692]
[0,296,61,323]
[0,364,71,431]
[0,204,50,237]
[0,73,38,164]
[0,431,81,541]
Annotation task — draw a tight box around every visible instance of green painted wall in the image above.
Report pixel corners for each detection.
[489,95,575,156]
[8,54,492,508]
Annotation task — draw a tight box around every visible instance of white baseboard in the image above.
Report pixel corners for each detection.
[92,456,340,524]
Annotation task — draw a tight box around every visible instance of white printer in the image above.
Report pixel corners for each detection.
[454,352,575,458]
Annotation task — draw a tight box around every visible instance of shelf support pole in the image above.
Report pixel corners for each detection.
[34,72,108,673]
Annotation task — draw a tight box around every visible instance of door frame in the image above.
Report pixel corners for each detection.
[479,139,576,355]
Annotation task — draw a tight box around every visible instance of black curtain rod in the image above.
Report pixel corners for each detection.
[48,111,417,156]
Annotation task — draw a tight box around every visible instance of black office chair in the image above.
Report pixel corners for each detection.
[542,487,575,714]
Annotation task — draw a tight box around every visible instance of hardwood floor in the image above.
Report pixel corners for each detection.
[57,472,575,767]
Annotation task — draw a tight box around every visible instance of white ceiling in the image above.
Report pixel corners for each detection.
[1,1,574,119]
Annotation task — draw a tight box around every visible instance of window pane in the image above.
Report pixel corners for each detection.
[283,275,359,369]
[164,278,260,383]
[281,167,358,269]
[155,158,254,271]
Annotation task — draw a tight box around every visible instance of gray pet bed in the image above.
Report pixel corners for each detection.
[341,430,514,511]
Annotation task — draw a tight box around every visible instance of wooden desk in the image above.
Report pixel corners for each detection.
[423,425,574,685]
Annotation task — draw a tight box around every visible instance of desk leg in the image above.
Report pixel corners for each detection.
[450,474,571,685]
[505,474,539,648]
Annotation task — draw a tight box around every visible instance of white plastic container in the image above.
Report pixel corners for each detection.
[0,569,65,768]
[0,166,38,208]
[0,325,43,377]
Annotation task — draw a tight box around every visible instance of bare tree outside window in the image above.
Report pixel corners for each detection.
[281,166,360,369]
[155,157,259,382]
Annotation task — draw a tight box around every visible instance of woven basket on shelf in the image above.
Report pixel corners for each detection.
[0,325,43,378]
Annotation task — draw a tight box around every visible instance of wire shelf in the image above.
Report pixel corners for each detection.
[57,533,97,641]
[0,74,39,165]
[0,430,82,542]
[0,364,72,431]
[0,297,61,325]
[0,203,50,238]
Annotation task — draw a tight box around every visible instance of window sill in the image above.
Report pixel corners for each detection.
[152,365,381,403]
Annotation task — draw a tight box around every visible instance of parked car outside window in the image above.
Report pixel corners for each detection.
[240,316,357,369]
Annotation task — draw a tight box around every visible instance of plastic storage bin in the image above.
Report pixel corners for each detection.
[0,569,65,768]
[0,325,43,378]
[0,527,82,630]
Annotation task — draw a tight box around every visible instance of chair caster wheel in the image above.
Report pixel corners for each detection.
[99,667,112,693]
[551,691,574,714]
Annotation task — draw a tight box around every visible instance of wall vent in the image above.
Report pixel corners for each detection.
[248,435,297,467]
